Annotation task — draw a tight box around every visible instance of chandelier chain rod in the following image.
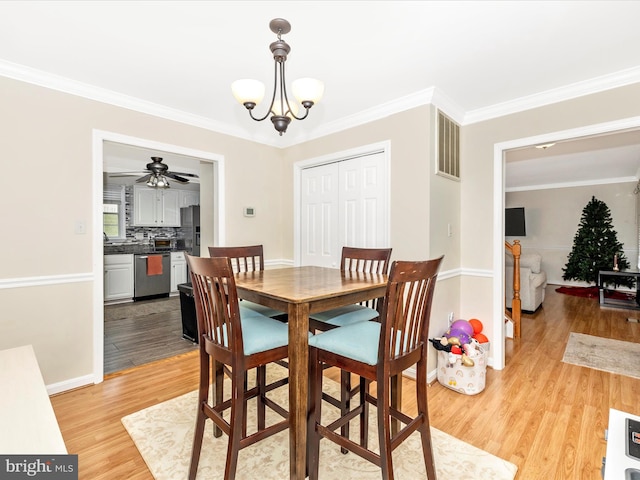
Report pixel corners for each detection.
[247,62,279,122]
[280,62,310,121]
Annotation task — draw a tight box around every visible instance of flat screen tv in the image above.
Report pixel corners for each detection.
[505,207,526,237]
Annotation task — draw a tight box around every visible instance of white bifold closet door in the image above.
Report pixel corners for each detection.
[300,151,389,268]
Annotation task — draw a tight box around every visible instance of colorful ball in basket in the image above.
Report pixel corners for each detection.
[469,318,483,335]
[474,332,489,344]
[450,320,473,337]
[446,328,471,346]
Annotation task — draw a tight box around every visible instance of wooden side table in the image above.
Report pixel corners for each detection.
[598,270,640,309]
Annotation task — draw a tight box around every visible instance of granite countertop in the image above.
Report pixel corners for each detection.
[103,243,187,255]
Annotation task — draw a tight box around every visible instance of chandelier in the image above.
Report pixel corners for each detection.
[231,18,324,136]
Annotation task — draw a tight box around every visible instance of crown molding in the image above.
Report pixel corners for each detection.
[464,66,640,125]
[506,175,638,193]
[0,59,267,143]
[282,87,467,147]
[2,58,639,146]
[281,88,439,147]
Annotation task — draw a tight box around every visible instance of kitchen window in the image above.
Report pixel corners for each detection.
[103,184,126,240]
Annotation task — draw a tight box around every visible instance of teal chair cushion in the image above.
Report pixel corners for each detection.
[309,321,381,365]
[216,310,311,356]
[310,304,379,327]
[240,314,291,355]
[240,300,285,319]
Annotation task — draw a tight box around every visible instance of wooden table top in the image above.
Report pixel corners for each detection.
[235,265,387,304]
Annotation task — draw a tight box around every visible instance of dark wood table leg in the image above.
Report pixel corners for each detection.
[288,302,309,480]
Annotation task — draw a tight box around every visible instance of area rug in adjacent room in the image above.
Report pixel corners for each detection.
[122,370,518,480]
[555,286,635,301]
[562,332,640,379]
[104,296,180,321]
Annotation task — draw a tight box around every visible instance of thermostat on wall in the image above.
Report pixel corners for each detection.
[244,207,255,217]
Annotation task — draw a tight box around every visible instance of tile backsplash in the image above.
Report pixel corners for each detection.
[125,225,179,241]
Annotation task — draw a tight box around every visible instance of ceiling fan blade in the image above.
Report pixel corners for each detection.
[164,172,190,183]
[135,174,152,183]
[169,171,199,178]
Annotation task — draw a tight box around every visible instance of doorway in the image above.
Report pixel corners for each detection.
[92,129,225,382]
[492,116,640,370]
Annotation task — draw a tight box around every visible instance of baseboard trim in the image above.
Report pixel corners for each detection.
[47,374,95,396]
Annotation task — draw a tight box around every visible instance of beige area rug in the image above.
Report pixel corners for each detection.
[563,332,640,379]
[122,367,517,480]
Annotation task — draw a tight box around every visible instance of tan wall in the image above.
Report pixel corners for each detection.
[461,83,640,351]
[283,106,436,263]
[3,71,639,387]
[0,76,283,385]
[282,105,462,366]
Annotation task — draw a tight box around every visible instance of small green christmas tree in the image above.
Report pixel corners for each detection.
[562,196,632,287]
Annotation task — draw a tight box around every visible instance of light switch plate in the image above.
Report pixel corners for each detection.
[75,220,86,234]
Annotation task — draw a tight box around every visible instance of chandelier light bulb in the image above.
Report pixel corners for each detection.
[231,79,266,108]
[271,98,299,118]
[292,78,324,106]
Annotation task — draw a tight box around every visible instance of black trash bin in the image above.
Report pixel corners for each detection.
[178,282,198,343]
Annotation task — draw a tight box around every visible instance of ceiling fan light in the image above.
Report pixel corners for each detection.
[147,176,158,187]
[535,142,556,150]
[156,176,169,188]
[231,79,265,106]
[292,78,324,105]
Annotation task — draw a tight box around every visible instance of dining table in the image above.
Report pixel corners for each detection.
[234,265,388,480]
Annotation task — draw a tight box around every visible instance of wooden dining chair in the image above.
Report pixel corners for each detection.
[309,246,392,448]
[208,245,286,320]
[186,255,291,480]
[307,256,444,480]
[309,246,392,331]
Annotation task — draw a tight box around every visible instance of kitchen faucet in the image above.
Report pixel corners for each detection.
[103,232,109,242]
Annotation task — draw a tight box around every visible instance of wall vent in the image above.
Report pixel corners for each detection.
[436,110,460,180]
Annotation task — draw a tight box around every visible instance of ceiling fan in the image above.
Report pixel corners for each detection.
[109,157,198,187]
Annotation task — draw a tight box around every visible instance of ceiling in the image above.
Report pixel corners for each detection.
[2,1,640,189]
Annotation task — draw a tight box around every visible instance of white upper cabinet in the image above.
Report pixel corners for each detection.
[133,186,181,226]
[180,190,200,207]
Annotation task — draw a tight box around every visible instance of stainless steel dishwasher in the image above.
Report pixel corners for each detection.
[133,253,171,300]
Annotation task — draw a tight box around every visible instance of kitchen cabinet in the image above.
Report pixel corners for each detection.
[171,251,188,293]
[104,254,134,301]
[133,186,180,226]
[180,190,199,207]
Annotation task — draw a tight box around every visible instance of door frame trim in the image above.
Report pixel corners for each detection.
[92,129,225,384]
[492,115,640,370]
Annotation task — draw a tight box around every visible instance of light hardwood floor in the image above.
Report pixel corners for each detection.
[52,285,640,479]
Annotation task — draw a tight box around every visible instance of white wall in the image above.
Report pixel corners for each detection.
[506,182,637,285]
